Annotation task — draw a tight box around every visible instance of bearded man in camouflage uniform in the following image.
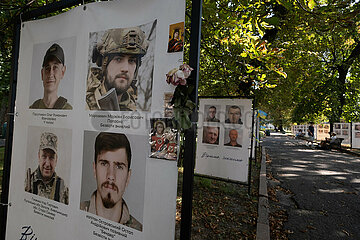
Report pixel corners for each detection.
[80,132,142,231]
[25,132,69,204]
[86,27,148,111]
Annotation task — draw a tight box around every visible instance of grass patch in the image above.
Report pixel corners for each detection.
[175,148,261,239]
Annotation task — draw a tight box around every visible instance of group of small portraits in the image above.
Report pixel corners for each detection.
[355,124,360,138]
[29,21,156,112]
[25,127,145,232]
[204,105,244,124]
[149,118,178,160]
[202,126,242,148]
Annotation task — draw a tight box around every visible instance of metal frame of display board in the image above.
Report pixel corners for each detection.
[179,0,202,239]
[0,1,202,240]
[0,2,93,239]
[195,95,256,195]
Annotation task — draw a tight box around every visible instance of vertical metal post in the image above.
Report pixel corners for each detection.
[0,18,21,240]
[0,3,89,240]
[248,97,255,195]
[180,0,202,239]
[350,122,352,148]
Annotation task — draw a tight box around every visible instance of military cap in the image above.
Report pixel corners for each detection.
[42,43,65,67]
[39,132,58,154]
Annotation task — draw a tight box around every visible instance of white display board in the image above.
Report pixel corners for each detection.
[316,123,330,141]
[195,98,253,183]
[293,125,308,136]
[6,1,185,239]
[352,122,360,149]
[333,123,351,145]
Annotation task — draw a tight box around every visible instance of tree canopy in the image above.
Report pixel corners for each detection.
[190,0,360,128]
[1,0,360,129]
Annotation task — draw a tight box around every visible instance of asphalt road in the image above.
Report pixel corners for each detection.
[263,133,360,240]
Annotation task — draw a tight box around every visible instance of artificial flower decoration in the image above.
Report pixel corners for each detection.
[166,64,194,86]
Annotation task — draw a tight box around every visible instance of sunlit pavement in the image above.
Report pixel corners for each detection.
[262,133,360,239]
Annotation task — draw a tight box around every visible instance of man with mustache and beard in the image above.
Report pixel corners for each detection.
[80,132,142,231]
[25,132,69,204]
[86,27,149,111]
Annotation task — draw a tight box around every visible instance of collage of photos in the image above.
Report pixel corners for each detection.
[5,1,187,239]
[202,104,244,147]
[355,124,360,138]
[333,123,351,144]
[334,123,349,136]
[23,18,185,211]
[316,124,330,140]
[195,98,252,183]
[293,125,307,135]
[149,118,178,161]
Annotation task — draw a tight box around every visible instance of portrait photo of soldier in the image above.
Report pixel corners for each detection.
[356,132,360,138]
[80,131,146,232]
[224,129,242,148]
[204,105,220,122]
[86,21,156,111]
[25,126,72,205]
[225,105,243,124]
[29,38,75,110]
[202,126,220,145]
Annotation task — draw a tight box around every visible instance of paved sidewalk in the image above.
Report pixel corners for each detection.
[263,133,360,239]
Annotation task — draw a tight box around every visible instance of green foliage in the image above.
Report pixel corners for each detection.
[257,0,360,125]
[171,84,196,130]
[185,0,288,97]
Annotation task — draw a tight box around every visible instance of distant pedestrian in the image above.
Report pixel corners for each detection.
[307,123,315,147]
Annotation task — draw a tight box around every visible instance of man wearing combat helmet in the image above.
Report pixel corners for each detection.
[86,27,149,111]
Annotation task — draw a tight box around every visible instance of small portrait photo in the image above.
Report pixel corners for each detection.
[318,124,323,129]
[164,93,174,118]
[29,37,76,110]
[324,124,330,129]
[342,124,349,129]
[86,20,156,111]
[356,132,360,138]
[355,124,360,131]
[335,124,341,129]
[204,105,220,123]
[225,105,243,124]
[167,22,184,53]
[319,130,323,133]
[324,130,329,133]
[335,130,341,135]
[202,126,220,145]
[80,131,146,232]
[25,126,72,205]
[224,128,242,148]
[342,130,348,136]
[149,118,178,161]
